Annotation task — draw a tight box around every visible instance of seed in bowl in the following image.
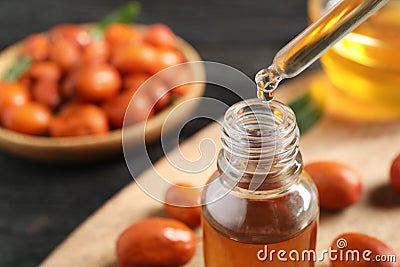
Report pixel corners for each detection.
[76,64,122,102]
[0,82,31,114]
[2,103,52,135]
[32,79,61,109]
[1,21,191,137]
[105,23,142,47]
[103,89,154,129]
[144,24,176,48]
[20,34,50,61]
[49,104,109,137]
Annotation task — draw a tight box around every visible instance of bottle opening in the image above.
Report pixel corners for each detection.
[219,99,300,191]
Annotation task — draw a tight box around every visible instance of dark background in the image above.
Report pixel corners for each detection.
[0,0,309,266]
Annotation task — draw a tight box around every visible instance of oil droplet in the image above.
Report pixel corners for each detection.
[255,65,282,102]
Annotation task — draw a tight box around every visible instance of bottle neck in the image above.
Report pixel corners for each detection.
[217,99,302,192]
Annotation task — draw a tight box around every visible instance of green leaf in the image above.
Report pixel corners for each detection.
[90,1,141,40]
[289,92,323,134]
[3,57,33,82]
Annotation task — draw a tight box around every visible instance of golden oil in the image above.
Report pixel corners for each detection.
[309,0,400,121]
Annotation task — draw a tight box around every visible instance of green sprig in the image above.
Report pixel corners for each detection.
[289,92,323,134]
[3,57,33,82]
[90,1,141,40]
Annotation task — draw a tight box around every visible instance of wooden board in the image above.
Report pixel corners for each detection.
[40,72,400,267]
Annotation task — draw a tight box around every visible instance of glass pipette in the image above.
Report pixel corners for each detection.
[256,0,390,101]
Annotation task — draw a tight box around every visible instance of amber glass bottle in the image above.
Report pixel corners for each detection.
[202,99,319,267]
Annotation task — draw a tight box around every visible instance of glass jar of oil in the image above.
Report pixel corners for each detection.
[202,99,319,267]
[308,0,400,121]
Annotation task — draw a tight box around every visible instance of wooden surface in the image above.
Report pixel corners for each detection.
[40,74,400,267]
[0,0,317,266]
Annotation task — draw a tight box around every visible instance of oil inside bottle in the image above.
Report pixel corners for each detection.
[203,219,317,267]
[202,171,318,267]
[255,65,282,102]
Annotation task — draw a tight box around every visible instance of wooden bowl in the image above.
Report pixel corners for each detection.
[0,29,205,163]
